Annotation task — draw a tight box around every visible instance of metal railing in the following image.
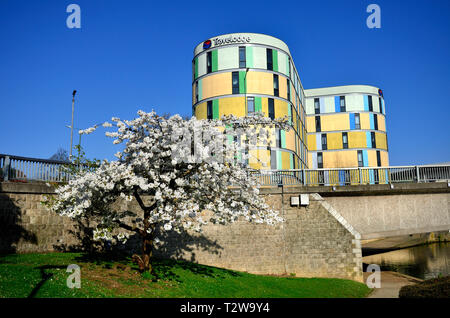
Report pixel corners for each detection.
[0,154,72,182]
[251,165,450,186]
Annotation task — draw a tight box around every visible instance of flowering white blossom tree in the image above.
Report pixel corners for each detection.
[45,110,288,273]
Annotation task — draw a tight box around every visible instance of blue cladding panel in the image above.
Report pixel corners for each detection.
[338,170,346,186]
[364,95,369,111]
[319,97,326,114]
[370,114,375,130]
[334,96,340,113]
[350,113,355,130]
[366,132,372,148]
[363,150,369,167]
[369,171,375,184]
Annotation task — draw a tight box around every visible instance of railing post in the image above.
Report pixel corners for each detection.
[2,156,10,181]
[415,166,420,183]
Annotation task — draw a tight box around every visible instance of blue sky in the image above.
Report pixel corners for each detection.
[0,0,449,165]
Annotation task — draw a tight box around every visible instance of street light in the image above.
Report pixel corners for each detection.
[69,90,77,160]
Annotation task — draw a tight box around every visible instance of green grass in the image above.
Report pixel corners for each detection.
[0,252,370,298]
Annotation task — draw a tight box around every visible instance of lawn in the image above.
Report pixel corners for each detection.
[0,252,370,298]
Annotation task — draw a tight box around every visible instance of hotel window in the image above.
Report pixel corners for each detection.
[357,150,363,167]
[290,105,294,124]
[276,129,282,148]
[379,97,383,113]
[340,96,346,112]
[247,97,255,114]
[314,98,320,114]
[207,51,212,74]
[368,95,373,112]
[232,71,239,94]
[355,113,361,129]
[374,114,378,130]
[287,79,291,101]
[239,46,246,68]
[273,74,279,97]
[376,150,382,167]
[266,48,273,70]
[342,132,348,149]
[268,98,275,119]
[317,152,323,169]
[195,82,199,103]
[315,116,321,132]
[371,132,376,148]
[321,134,327,150]
[207,101,213,120]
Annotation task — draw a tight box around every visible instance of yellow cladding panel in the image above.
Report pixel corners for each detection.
[306,116,316,133]
[274,99,288,119]
[261,97,268,117]
[285,130,296,152]
[381,151,389,166]
[281,151,290,169]
[327,132,343,150]
[279,77,287,99]
[321,114,350,131]
[378,115,386,132]
[249,149,271,170]
[323,151,358,168]
[195,102,207,119]
[375,132,387,150]
[202,73,231,100]
[360,113,370,130]
[368,150,377,167]
[246,71,273,95]
[348,131,367,148]
[218,97,246,117]
[307,134,316,151]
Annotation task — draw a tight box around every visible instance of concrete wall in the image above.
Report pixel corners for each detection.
[0,182,363,282]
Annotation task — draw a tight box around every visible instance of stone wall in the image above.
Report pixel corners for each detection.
[0,182,363,282]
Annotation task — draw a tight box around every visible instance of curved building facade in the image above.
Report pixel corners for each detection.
[305,85,389,169]
[192,33,308,170]
[192,33,389,171]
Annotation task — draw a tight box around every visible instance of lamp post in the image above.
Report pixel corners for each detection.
[69,90,77,160]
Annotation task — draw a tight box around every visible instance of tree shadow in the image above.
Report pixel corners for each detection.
[27,265,67,298]
[0,187,37,254]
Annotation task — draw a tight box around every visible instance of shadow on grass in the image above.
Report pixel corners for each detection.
[27,265,67,298]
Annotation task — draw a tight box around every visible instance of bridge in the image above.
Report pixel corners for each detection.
[1,153,449,240]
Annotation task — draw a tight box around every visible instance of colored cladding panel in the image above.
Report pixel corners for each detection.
[305,98,314,114]
[311,152,317,169]
[195,102,207,119]
[285,130,296,152]
[194,57,198,79]
[363,150,369,167]
[306,116,315,133]
[281,130,286,148]
[272,49,278,72]
[321,114,350,131]
[334,96,340,113]
[197,54,207,77]
[324,97,334,113]
[363,95,369,111]
[246,71,273,95]
[277,151,282,170]
[287,103,292,124]
[246,46,253,68]
[319,97,326,114]
[279,77,287,99]
[201,72,231,100]
[366,131,372,148]
[370,114,375,130]
[346,94,364,112]
[212,99,219,119]
[286,55,290,77]
[316,134,322,151]
[378,115,386,132]
[218,47,238,70]
[381,151,389,166]
[373,97,380,113]
[307,134,316,151]
[360,113,370,130]
[274,99,288,119]
[198,79,203,101]
[368,150,377,167]
[218,97,246,118]
[211,50,218,72]
[261,97,269,116]
[281,151,290,169]
[290,153,294,169]
[375,132,387,150]
[252,46,267,69]
[348,131,366,148]
[323,151,358,168]
[327,132,342,150]
[255,97,262,112]
[349,113,355,130]
[239,71,246,94]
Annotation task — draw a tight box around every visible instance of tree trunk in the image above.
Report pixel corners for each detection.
[132,224,156,274]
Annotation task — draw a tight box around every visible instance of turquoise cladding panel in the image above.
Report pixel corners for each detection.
[334,96,340,113]
[366,132,372,148]
[364,95,369,111]
[370,114,375,130]
[363,150,369,167]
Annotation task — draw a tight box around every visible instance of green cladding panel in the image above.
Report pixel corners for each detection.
[213,99,219,119]
[194,57,198,79]
[277,151,282,170]
[281,130,286,148]
[272,50,278,72]
[255,97,262,112]
[239,71,246,94]
[212,50,218,72]
[246,46,253,68]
